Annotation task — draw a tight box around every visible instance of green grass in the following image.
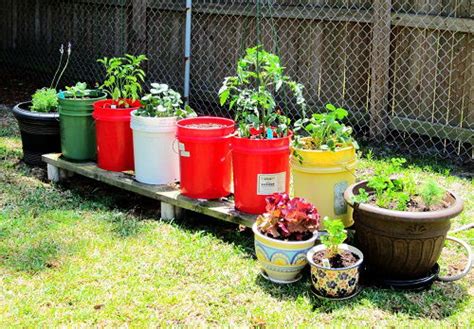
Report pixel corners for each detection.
[1,107,473,327]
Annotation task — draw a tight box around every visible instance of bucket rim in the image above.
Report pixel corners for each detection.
[306,243,364,271]
[252,223,318,246]
[177,116,235,130]
[344,180,464,221]
[292,138,356,154]
[131,110,178,121]
[12,101,59,120]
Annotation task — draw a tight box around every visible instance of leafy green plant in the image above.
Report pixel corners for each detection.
[64,82,93,99]
[97,54,147,107]
[219,46,306,139]
[294,103,358,151]
[352,158,446,211]
[31,88,58,113]
[320,217,347,258]
[420,179,445,208]
[351,189,369,205]
[135,83,195,118]
[256,193,320,241]
[30,43,71,113]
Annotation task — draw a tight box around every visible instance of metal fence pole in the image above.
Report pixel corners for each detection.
[184,0,192,105]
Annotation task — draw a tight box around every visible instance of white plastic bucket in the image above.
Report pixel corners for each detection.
[131,111,179,185]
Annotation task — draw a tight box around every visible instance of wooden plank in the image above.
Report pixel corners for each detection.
[389,116,474,143]
[41,154,256,228]
[391,12,474,34]
[66,1,474,33]
[369,0,392,138]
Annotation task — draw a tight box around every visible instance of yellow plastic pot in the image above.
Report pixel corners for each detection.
[291,139,357,227]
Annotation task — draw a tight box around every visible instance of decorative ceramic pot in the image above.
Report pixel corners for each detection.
[253,223,318,283]
[307,243,364,298]
[344,180,464,279]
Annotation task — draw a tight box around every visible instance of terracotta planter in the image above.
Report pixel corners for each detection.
[344,180,464,279]
[307,244,364,298]
[253,223,318,283]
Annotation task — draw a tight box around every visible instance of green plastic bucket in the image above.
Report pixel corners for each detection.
[58,91,106,161]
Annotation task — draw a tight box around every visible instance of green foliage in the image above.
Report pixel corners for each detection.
[420,179,445,208]
[97,54,147,107]
[64,82,88,98]
[219,46,306,139]
[354,158,446,211]
[30,88,58,113]
[294,103,358,151]
[351,188,369,204]
[135,83,195,118]
[320,217,347,258]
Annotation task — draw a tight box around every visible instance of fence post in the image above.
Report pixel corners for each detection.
[184,0,192,104]
[131,0,147,56]
[369,0,392,138]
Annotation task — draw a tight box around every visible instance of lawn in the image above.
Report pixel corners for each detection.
[1,105,473,327]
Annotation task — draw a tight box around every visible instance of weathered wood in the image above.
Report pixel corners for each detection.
[369,0,392,138]
[146,2,474,33]
[42,154,256,228]
[392,13,474,34]
[389,116,474,143]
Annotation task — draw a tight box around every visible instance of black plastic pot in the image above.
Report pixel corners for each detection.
[11,102,61,166]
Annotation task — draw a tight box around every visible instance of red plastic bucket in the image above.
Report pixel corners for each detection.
[92,99,140,172]
[233,135,291,214]
[177,116,235,199]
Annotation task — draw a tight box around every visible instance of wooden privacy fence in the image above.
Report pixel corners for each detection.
[0,0,473,160]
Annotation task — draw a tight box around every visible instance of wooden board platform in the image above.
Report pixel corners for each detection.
[42,154,256,228]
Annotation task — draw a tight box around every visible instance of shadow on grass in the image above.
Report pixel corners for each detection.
[2,141,469,318]
[255,268,469,320]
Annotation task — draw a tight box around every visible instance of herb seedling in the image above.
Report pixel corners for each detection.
[420,179,445,208]
[219,46,306,139]
[294,103,358,151]
[320,217,347,259]
[97,54,147,107]
[135,83,195,118]
[64,82,93,99]
[352,158,446,211]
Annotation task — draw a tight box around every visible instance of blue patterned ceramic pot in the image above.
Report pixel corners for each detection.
[307,244,364,298]
[253,223,318,283]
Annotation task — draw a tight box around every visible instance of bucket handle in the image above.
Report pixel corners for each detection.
[172,138,180,155]
[436,236,472,282]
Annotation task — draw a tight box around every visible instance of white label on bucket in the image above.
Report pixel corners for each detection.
[178,143,190,157]
[334,181,348,215]
[257,172,286,195]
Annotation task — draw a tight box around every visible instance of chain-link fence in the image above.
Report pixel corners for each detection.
[1,0,472,162]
